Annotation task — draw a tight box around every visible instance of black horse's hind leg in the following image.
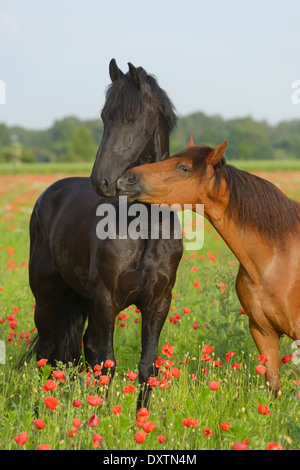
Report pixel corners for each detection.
[137,289,173,410]
[33,283,88,366]
[29,215,88,365]
[83,291,118,377]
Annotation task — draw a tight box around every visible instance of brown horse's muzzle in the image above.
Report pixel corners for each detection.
[116,171,142,199]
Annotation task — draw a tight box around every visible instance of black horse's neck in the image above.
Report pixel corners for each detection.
[138,113,170,165]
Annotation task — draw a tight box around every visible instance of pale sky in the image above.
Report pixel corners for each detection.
[0,0,299,129]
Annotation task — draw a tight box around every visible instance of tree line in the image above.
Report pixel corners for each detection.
[0,112,299,164]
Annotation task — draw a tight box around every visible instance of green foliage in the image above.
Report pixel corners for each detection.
[0,112,300,164]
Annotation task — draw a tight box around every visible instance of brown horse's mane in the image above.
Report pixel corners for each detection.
[177,145,300,244]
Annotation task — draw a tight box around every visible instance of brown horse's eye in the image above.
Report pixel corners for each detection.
[178,164,191,174]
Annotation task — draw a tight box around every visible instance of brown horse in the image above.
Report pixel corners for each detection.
[117,140,300,395]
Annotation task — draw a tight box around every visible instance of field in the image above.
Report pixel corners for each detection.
[0,166,300,451]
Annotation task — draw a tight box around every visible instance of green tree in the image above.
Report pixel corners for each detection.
[67,125,97,162]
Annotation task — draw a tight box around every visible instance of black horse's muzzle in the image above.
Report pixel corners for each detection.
[90,172,117,198]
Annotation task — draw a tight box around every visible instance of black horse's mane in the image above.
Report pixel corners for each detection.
[101,67,177,132]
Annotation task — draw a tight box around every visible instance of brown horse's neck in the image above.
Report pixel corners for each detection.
[201,187,274,285]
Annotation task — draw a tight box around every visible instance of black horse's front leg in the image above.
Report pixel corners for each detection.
[137,292,172,410]
[83,295,118,379]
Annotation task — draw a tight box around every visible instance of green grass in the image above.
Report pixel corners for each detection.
[0,172,299,451]
[1,158,300,175]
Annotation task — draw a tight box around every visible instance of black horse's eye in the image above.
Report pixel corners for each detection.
[178,164,191,174]
[124,117,136,125]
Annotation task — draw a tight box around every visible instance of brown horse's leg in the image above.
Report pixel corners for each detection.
[249,318,281,396]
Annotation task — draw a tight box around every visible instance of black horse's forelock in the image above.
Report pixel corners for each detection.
[101,67,177,132]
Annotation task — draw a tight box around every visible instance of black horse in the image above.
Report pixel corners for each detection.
[28,60,183,407]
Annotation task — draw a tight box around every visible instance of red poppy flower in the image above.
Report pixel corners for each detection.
[219,421,231,432]
[14,431,29,446]
[157,435,167,443]
[67,428,78,438]
[72,418,82,428]
[37,444,51,450]
[266,442,283,450]
[232,439,249,450]
[214,359,223,367]
[112,405,122,416]
[155,357,164,368]
[141,421,156,433]
[255,365,266,375]
[147,377,160,388]
[182,418,199,427]
[37,358,48,367]
[203,427,213,437]
[258,403,271,415]
[225,351,236,363]
[201,354,212,362]
[72,399,82,408]
[280,354,292,364]
[231,362,241,371]
[257,354,269,364]
[193,280,202,288]
[161,343,174,358]
[92,433,103,448]
[42,379,58,392]
[134,431,146,443]
[123,385,136,394]
[98,375,110,385]
[125,370,138,381]
[202,344,214,354]
[209,381,220,390]
[171,367,180,378]
[88,413,100,427]
[137,407,151,422]
[183,307,191,314]
[34,419,46,430]
[53,370,65,382]
[87,395,103,406]
[104,359,114,368]
[44,396,58,412]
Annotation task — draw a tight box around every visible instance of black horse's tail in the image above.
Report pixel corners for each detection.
[14,334,39,370]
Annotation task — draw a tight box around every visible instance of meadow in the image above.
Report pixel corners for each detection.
[0,165,299,451]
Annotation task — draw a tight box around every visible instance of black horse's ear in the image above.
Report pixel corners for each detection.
[109,58,124,82]
[128,62,141,89]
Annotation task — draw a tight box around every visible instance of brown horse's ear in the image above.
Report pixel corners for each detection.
[188,135,194,147]
[206,141,227,165]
